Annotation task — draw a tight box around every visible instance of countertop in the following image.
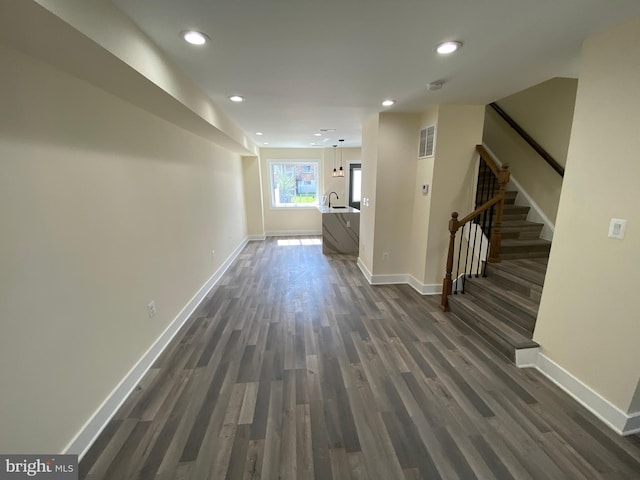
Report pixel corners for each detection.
[316,205,360,214]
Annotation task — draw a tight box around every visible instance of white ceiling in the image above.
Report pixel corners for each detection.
[111,0,640,148]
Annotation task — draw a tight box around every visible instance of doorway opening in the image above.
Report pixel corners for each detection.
[349,163,361,209]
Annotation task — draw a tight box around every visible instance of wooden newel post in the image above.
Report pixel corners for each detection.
[440,212,459,311]
[488,164,510,263]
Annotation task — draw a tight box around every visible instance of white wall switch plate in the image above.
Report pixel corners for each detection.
[147,301,156,318]
[608,218,627,239]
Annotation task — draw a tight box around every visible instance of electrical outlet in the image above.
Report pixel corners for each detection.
[211,250,216,257]
[346,220,351,228]
[383,252,389,261]
[147,301,156,318]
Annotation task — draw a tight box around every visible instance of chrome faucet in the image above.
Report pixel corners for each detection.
[328,191,339,207]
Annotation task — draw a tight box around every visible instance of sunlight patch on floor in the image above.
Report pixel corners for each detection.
[277,238,321,246]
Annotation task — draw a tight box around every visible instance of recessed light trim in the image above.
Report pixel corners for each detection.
[382,99,396,107]
[313,133,322,137]
[436,41,462,55]
[182,30,208,45]
[256,132,264,136]
[229,95,244,102]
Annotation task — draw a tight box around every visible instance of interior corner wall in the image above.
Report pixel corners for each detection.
[242,156,265,237]
[482,77,577,225]
[494,77,578,166]
[0,43,248,453]
[483,108,563,224]
[372,113,421,275]
[408,106,439,284]
[258,148,323,235]
[424,105,486,286]
[359,114,380,272]
[533,16,640,416]
[31,0,257,155]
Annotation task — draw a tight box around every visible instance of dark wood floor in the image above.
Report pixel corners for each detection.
[80,237,640,479]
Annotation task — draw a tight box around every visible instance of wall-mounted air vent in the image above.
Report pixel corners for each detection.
[419,125,436,158]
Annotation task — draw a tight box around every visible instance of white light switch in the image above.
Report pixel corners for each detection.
[608,218,627,239]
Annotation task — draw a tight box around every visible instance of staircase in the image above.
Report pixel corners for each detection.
[446,189,550,363]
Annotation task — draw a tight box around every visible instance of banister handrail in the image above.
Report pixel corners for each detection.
[457,195,503,227]
[440,153,510,311]
[489,102,565,178]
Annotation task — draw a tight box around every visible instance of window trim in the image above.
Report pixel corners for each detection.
[267,159,322,209]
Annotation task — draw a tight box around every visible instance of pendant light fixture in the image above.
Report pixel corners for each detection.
[338,139,345,177]
[332,145,338,177]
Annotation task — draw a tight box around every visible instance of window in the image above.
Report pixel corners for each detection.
[269,161,320,208]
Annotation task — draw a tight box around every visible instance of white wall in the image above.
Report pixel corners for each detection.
[494,77,577,166]
[242,156,266,238]
[358,107,484,291]
[259,147,360,236]
[483,78,577,224]
[0,43,248,453]
[372,113,422,275]
[534,17,640,420]
[259,148,324,235]
[359,115,380,271]
[408,107,439,284]
[423,105,486,287]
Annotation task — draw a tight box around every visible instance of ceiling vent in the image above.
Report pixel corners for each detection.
[419,125,436,158]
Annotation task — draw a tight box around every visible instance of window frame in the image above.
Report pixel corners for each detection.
[267,159,322,209]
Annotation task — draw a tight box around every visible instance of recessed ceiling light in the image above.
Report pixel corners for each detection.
[229,95,244,102]
[182,30,208,45]
[263,142,269,145]
[313,133,322,136]
[256,132,264,136]
[382,99,396,107]
[436,41,462,55]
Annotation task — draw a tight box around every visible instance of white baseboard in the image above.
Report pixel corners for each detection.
[356,258,440,295]
[624,412,640,435]
[64,239,248,460]
[356,257,373,284]
[370,273,410,285]
[515,347,539,368]
[264,230,322,237]
[408,275,441,295]
[357,259,407,286]
[533,353,639,436]
[481,143,555,241]
[247,234,266,241]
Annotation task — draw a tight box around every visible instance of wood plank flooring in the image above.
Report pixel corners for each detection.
[79,237,640,479]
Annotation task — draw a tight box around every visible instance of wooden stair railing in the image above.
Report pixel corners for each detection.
[489,102,564,177]
[441,146,509,311]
